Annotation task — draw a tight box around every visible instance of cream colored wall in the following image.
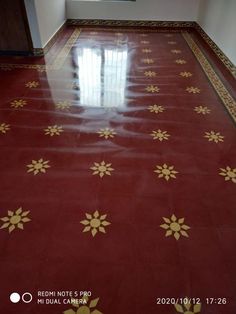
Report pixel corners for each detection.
[198,0,236,65]
[66,0,200,21]
[25,0,66,48]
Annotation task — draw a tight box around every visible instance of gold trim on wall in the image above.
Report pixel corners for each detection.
[183,32,236,123]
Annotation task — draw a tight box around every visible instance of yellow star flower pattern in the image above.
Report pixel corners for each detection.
[186,87,201,94]
[0,207,31,233]
[56,101,71,110]
[168,41,177,45]
[219,166,236,183]
[142,58,154,64]
[25,81,39,88]
[180,71,193,77]
[171,49,182,54]
[80,210,111,237]
[140,40,149,44]
[10,99,27,109]
[148,104,164,114]
[160,215,190,240]
[140,33,148,37]
[145,85,160,93]
[204,131,224,143]
[142,48,152,53]
[44,125,64,136]
[115,39,126,45]
[90,31,98,35]
[115,32,123,36]
[90,161,114,178]
[151,129,170,141]
[174,298,201,313]
[97,128,116,139]
[64,296,103,314]
[27,158,50,175]
[194,105,210,114]
[144,71,156,77]
[154,163,178,181]
[175,59,187,64]
[0,123,10,134]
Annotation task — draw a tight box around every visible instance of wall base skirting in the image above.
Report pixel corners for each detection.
[32,21,67,57]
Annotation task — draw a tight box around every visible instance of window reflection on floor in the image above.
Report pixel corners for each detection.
[77,46,128,107]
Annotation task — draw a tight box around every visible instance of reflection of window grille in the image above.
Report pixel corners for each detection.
[77,46,128,107]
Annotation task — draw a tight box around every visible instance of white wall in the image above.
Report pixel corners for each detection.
[198,0,236,65]
[25,0,66,48]
[66,0,200,21]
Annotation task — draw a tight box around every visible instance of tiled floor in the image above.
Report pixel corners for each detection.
[0,26,236,314]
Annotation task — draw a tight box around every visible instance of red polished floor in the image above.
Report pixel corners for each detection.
[0,26,236,314]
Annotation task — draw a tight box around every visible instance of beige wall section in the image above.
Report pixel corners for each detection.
[198,0,236,65]
[34,0,66,47]
[66,0,200,21]
[25,0,66,48]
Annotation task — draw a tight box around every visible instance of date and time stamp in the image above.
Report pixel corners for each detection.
[156,297,227,305]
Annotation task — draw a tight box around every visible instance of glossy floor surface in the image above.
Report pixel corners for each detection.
[0,27,236,314]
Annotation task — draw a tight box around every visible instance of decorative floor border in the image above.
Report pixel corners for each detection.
[0,28,81,72]
[67,19,195,28]
[67,19,236,79]
[51,27,81,70]
[183,32,236,123]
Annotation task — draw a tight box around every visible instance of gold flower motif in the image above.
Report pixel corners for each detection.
[0,207,31,233]
[180,71,193,77]
[25,81,39,88]
[186,87,201,94]
[115,39,126,45]
[171,49,182,54]
[175,59,187,64]
[144,71,156,77]
[64,296,103,314]
[142,58,154,64]
[194,105,210,114]
[44,125,64,137]
[10,99,27,108]
[174,298,201,313]
[90,161,114,178]
[160,215,190,240]
[0,123,10,134]
[97,128,116,139]
[204,131,224,143]
[145,85,160,93]
[115,32,123,36]
[56,101,71,110]
[142,48,152,53]
[151,129,170,141]
[90,31,98,35]
[168,41,177,44]
[148,104,164,114]
[27,158,50,175]
[219,166,236,183]
[140,33,148,37]
[80,210,111,237]
[140,40,149,44]
[154,163,178,181]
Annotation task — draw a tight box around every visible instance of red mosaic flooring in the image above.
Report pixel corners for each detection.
[0,26,236,314]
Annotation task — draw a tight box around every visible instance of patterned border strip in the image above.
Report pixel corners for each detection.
[67,19,195,28]
[183,32,236,123]
[194,23,236,79]
[51,27,81,70]
[80,27,186,33]
[0,63,49,72]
